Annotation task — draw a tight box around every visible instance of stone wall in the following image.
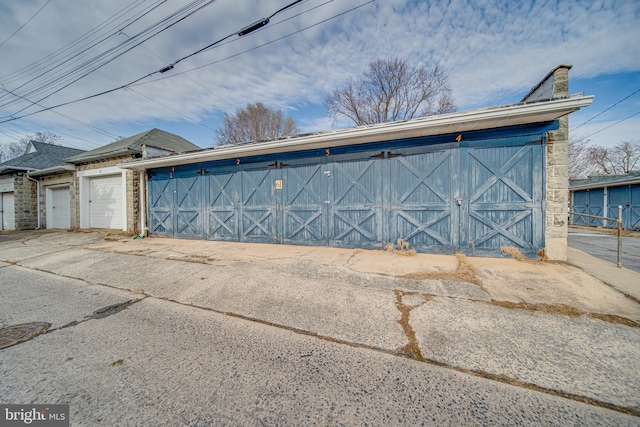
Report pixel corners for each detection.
[522,65,571,261]
[13,173,37,231]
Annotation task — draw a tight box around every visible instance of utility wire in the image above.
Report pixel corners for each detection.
[119,31,235,110]
[1,0,218,115]
[580,110,640,140]
[0,0,53,49]
[4,119,105,149]
[0,0,319,124]
[142,0,305,74]
[571,87,640,131]
[125,87,216,131]
[18,118,105,147]
[134,1,374,87]
[0,0,159,89]
[0,85,121,139]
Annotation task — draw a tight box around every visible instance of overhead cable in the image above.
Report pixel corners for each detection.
[0,0,374,124]
[1,0,218,115]
[571,87,640,131]
[0,0,53,49]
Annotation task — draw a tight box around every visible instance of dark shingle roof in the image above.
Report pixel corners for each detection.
[570,171,640,190]
[66,128,199,164]
[0,141,85,172]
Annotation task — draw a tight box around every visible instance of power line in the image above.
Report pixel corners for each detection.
[134,1,374,87]
[580,110,640,140]
[119,30,235,110]
[18,118,105,148]
[0,0,154,85]
[0,0,53,49]
[0,85,121,139]
[571,87,640,131]
[1,0,219,116]
[3,119,105,149]
[125,87,216,131]
[0,0,373,124]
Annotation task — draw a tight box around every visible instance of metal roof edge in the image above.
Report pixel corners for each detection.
[570,176,640,191]
[120,95,593,171]
[67,148,135,164]
[0,166,37,174]
[27,164,75,177]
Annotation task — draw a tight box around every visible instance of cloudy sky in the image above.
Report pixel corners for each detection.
[0,0,638,152]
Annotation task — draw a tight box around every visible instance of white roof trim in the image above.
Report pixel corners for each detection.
[570,176,640,191]
[120,95,593,171]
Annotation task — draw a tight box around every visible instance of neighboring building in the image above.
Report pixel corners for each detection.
[0,141,85,231]
[65,129,199,233]
[569,172,640,230]
[121,66,592,260]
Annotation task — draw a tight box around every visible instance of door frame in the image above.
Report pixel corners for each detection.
[45,184,71,229]
[78,167,127,231]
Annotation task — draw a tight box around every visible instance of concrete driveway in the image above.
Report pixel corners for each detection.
[1,230,639,425]
[568,226,640,273]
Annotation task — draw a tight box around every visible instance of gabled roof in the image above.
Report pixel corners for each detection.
[570,171,640,191]
[66,128,200,164]
[0,141,85,173]
[120,94,594,171]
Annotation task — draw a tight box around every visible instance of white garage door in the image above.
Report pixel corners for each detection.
[49,186,71,229]
[1,192,15,230]
[89,175,122,229]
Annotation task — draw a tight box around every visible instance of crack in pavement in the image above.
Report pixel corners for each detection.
[5,253,640,417]
[393,290,429,361]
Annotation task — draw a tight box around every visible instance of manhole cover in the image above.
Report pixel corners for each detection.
[0,322,51,349]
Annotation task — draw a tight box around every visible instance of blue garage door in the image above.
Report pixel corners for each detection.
[147,168,174,237]
[281,157,328,246]
[607,185,640,230]
[572,188,605,227]
[463,138,544,255]
[147,133,546,255]
[388,144,455,252]
[631,185,640,230]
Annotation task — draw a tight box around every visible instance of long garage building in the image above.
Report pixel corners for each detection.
[121,66,592,260]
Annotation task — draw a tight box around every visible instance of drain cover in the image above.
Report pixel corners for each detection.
[0,322,51,349]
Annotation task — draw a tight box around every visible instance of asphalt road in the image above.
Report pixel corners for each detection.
[568,227,640,273]
[1,263,637,426]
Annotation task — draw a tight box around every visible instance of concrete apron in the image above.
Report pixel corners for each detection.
[2,230,640,415]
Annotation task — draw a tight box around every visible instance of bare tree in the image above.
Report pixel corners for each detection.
[216,102,299,146]
[587,140,640,175]
[0,131,62,162]
[326,58,456,126]
[568,136,595,179]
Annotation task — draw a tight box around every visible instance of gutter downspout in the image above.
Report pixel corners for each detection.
[137,170,147,238]
[26,174,41,229]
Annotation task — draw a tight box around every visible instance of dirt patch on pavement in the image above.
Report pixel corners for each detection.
[394,290,431,361]
[401,253,482,286]
[488,300,638,327]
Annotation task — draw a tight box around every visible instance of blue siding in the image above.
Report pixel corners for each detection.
[607,185,640,230]
[463,141,544,255]
[631,185,640,230]
[146,125,549,256]
[572,189,605,227]
[572,190,589,226]
[205,165,238,241]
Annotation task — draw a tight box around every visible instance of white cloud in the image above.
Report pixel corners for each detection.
[0,0,639,149]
